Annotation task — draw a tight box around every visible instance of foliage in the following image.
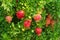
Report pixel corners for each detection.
[0,0,60,40]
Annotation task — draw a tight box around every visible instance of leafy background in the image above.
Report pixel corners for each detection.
[0,0,60,40]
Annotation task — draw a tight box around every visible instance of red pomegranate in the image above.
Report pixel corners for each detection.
[35,27,42,36]
[46,18,51,27]
[24,19,32,28]
[50,20,55,27]
[5,16,12,23]
[33,14,42,22]
[16,10,25,19]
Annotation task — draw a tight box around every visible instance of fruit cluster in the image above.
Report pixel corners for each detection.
[5,10,43,36]
[0,0,60,40]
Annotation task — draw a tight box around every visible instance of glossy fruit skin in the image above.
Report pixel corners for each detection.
[5,16,12,23]
[16,10,25,19]
[24,19,32,28]
[33,14,42,22]
[35,27,42,36]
